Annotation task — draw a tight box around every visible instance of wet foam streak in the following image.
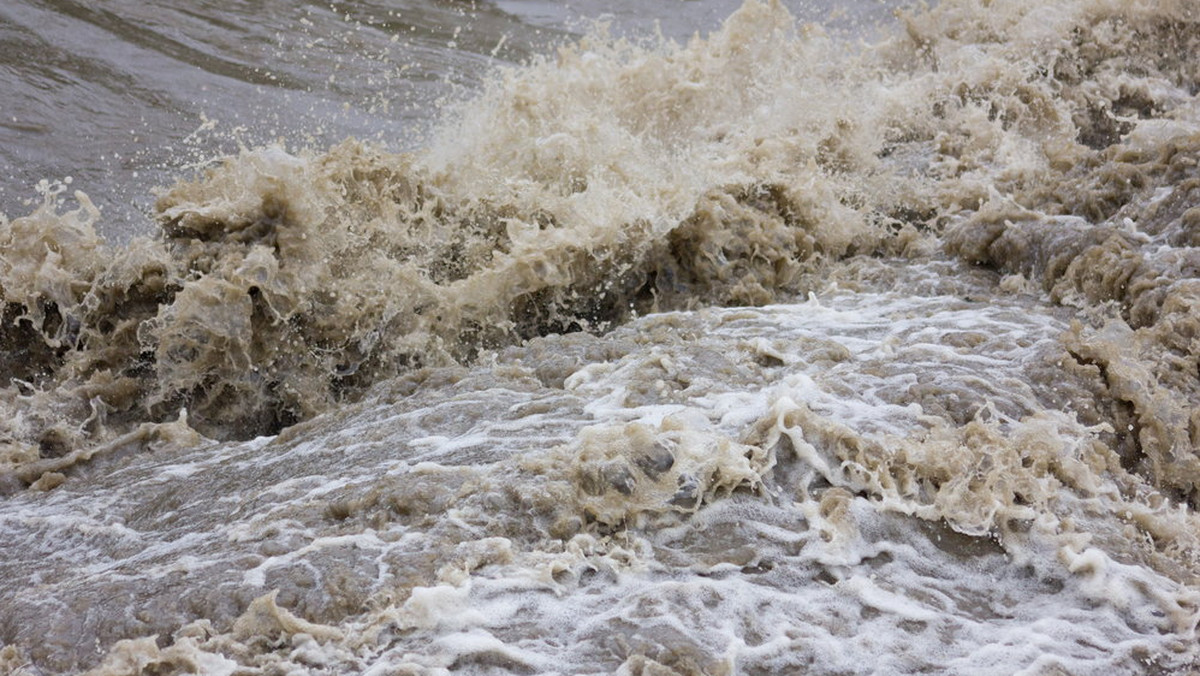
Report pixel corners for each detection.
[3,268,1199,674]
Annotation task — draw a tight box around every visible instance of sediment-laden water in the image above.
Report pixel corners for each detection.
[1,0,1198,673]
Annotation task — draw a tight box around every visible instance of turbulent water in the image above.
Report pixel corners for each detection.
[2,0,1199,673]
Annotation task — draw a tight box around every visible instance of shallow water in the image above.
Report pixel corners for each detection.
[1,0,1199,674]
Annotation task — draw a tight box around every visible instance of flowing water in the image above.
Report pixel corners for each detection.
[1,0,1199,673]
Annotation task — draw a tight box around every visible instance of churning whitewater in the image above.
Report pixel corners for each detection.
[1,0,1199,673]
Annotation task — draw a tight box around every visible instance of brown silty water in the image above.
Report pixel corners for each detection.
[1,0,1199,673]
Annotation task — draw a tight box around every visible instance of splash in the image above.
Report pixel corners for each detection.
[4,0,893,475]
[2,0,1197,505]
[2,0,1200,670]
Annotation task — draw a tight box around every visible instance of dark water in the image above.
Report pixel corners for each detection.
[1,0,560,239]
[1,0,1199,674]
[0,0,890,241]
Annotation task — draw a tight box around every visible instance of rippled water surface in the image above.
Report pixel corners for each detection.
[0,0,892,239]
